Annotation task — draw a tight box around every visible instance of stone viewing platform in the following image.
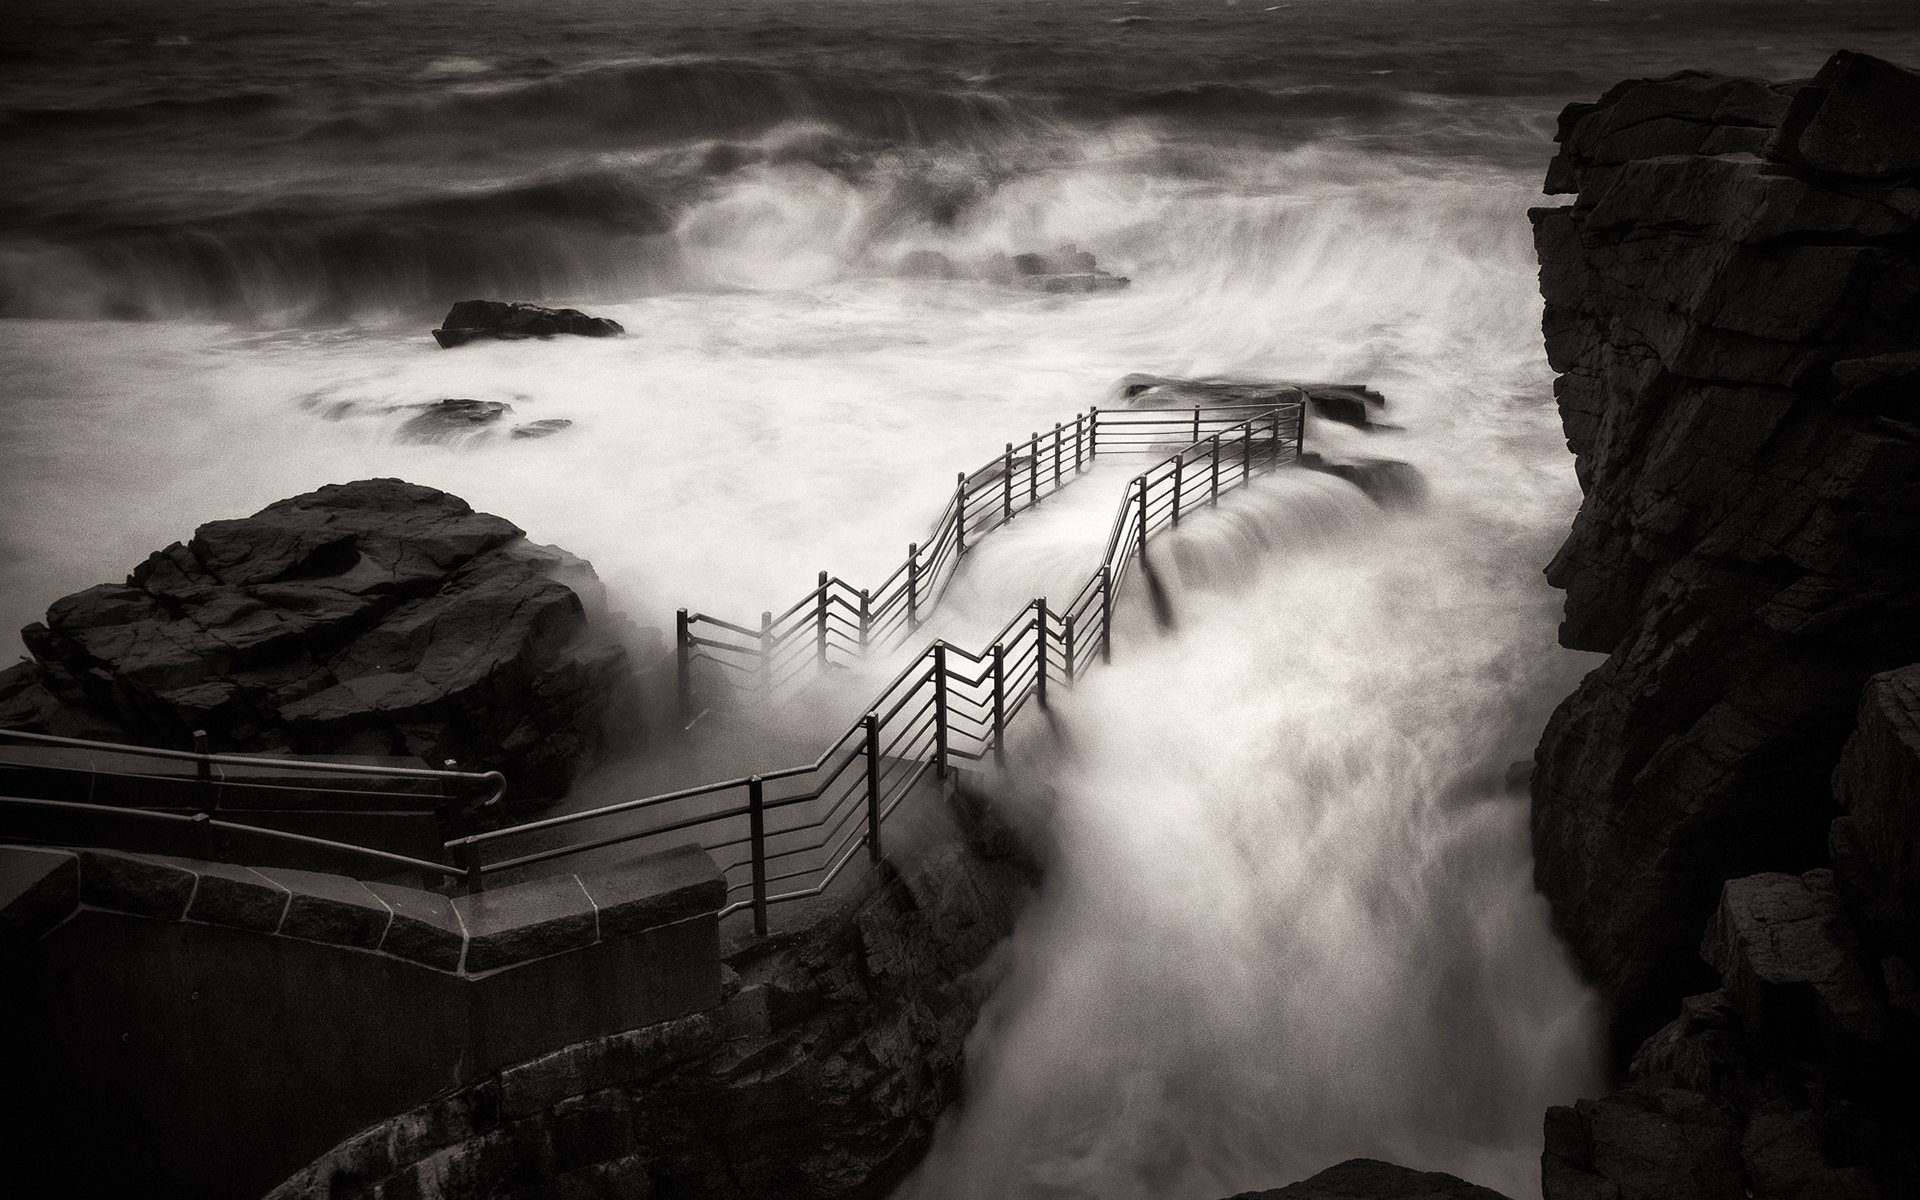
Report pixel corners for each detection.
[1,839,724,1197]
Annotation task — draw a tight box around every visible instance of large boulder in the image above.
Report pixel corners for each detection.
[0,480,650,809]
[432,300,624,348]
[1223,1159,1513,1200]
[1526,51,1920,1056]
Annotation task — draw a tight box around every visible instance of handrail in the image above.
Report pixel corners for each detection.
[673,401,1307,716]
[1,394,1308,932]
[453,396,1306,930]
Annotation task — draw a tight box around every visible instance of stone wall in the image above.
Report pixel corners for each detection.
[0,841,724,1199]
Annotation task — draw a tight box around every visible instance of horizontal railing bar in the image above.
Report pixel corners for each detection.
[0,794,460,878]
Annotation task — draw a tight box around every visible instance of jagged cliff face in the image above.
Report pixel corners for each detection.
[1528,51,1920,1055]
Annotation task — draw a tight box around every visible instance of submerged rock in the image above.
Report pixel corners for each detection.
[1297,453,1428,509]
[397,398,511,441]
[510,418,573,439]
[897,244,1130,292]
[1117,374,1392,430]
[431,299,624,349]
[0,479,650,809]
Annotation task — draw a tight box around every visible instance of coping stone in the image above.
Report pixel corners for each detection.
[455,875,597,974]
[365,880,466,972]
[178,859,290,933]
[252,865,392,949]
[76,848,196,919]
[0,846,80,955]
[577,844,726,942]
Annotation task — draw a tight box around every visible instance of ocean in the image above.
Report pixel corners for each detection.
[3,1,1916,1196]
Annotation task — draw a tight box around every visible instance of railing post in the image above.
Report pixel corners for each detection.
[816,571,828,666]
[1193,405,1201,444]
[955,472,967,557]
[1294,401,1306,462]
[1211,434,1221,505]
[858,588,870,652]
[1075,412,1085,471]
[1136,474,1149,548]
[675,609,691,725]
[1089,406,1098,459]
[1272,410,1282,467]
[1003,442,1014,524]
[907,542,920,631]
[748,775,768,936]
[1063,611,1077,683]
[1053,422,1063,491]
[1242,419,1252,483]
[192,728,213,816]
[1029,432,1039,508]
[1099,563,1113,664]
[991,643,1006,767]
[190,811,217,862]
[864,712,882,863]
[457,838,484,894]
[1034,599,1049,710]
[933,645,949,779]
[1171,455,1184,527]
[760,610,773,691]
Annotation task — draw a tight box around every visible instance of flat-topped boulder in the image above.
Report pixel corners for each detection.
[431,300,624,349]
[0,479,650,809]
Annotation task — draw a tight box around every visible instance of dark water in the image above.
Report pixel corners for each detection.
[3,3,1915,1198]
[4,0,1913,321]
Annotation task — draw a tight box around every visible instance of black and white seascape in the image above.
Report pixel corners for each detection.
[4,2,1917,1198]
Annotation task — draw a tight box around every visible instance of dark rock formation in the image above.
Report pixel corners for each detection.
[1116,374,1393,431]
[1297,452,1429,509]
[267,779,1038,1200]
[1542,870,1919,1197]
[432,300,624,349]
[511,418,574,440]
[397,397,512,441]
[898,244,1130,292]
[0,480,649,808]
[1527,50,1920,1056]
[1224,1158,1513,1200]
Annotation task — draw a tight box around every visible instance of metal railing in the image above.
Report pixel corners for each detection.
[675,400,1308,714]
[1,397,1306,930]
[0,727,504,883]
[452,399,1306,930]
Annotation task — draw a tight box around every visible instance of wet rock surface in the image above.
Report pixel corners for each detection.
[896,243,1131,292]
[1117,373,1393,431]
[1224,1158,1513,1199]
[397,397,513,441]
[1529,49,1920,1200]
[432,299,625,348]
[0,479,649,809]
[1527,50,1920,1055]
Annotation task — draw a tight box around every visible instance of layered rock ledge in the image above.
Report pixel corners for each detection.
[0,479,649,809]
[1529,49,1920,1053]
[1528,48,1920,1200]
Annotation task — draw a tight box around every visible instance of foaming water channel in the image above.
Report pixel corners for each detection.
[896,470,1606,1200]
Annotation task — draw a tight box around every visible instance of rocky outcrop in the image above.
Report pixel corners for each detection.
[0,479,650,808]
[1116,374,1393,431]
[895,244,1130,293]
[432,300,624,348]
[1527,50,1920,1055]
[1224,1158,1512,1200]
[1542,869,1919,1198]
[268,779,1038,1200]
